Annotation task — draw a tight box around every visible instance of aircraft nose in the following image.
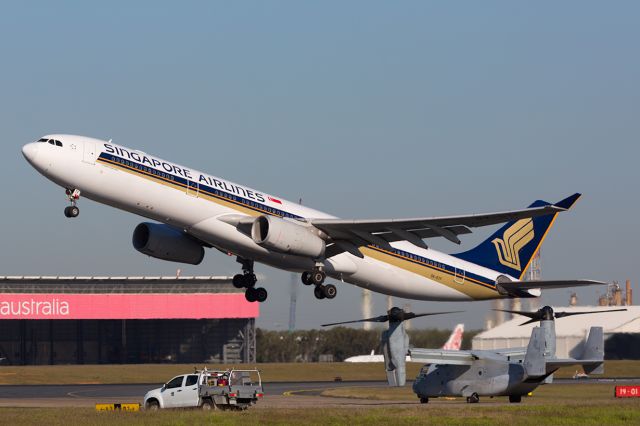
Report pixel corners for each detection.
[22,142,39,164]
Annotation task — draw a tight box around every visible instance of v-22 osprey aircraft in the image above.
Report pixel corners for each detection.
[23,135,603,303]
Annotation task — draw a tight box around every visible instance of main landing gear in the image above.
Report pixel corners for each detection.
[63,188,81,218]
[301,267,337,300]
[233,258,268,303]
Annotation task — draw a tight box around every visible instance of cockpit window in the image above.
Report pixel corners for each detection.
[55,140,63,147]
[48,140,54,145]
[45,139,63,147]
[38,138,48,142]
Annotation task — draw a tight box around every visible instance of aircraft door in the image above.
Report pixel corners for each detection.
[454,267,465,284]
[82,140,97,164]
[186,180,199,197]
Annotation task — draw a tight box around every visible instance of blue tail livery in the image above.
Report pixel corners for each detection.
[453,194,581,279]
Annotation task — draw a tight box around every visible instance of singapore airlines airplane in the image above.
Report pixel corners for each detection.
[345,324,465,363]
[22,135,602,303]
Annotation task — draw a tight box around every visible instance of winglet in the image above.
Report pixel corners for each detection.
[554,193,581,210]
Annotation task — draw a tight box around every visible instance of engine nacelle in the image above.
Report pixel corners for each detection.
[251,215,325,258]
[132,222,205,265]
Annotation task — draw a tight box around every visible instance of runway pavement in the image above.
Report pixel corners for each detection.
[0,378,637,408]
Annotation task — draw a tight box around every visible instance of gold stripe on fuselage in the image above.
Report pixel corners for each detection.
[361,247,500,300]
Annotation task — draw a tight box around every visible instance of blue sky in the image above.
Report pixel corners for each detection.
[1,1,638,330]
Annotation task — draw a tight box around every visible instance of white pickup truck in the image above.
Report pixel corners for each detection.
[143,368,263,411]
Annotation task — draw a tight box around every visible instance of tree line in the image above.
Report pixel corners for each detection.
[256,327,479,363]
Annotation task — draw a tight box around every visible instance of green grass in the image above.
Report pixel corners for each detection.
[0,360,638,385]
[0,401,638,426]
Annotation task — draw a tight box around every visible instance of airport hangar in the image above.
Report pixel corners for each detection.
[472,306,640,359]
[0,276,258,365]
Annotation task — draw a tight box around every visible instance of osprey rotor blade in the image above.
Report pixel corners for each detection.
[407,311,464,320]
[554,308,627,319]
[321,314,390,327]
[492,308,540,320]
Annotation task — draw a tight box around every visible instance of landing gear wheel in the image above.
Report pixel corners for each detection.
[245,287,258,303]
[301,271,314,286]
[311,270,326,285]
[244,273,257,288]
[419,397,429,404]
[314,285,326,300]
[233,274,245,289]
[64,206,79,218]
[323,284,337,299]
[508,395,522,403]
[466,393,479,404]
[255,287,268,303]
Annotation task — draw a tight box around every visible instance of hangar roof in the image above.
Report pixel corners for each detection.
[474,306,640,340]
[0,276,239,293]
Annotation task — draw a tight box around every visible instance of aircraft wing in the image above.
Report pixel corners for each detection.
[409,349,476,365]
[312,193,580,258]
[409,348,512,365]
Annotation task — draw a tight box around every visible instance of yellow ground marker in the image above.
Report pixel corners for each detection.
[95,403,141,411]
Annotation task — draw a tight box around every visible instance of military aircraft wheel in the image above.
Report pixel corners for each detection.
[508,395,522,403]
[255,287,268,303]
[314,285,326,300]
[419,397,429,404]
[466,393,479,403]
[245,287,258,303]
[323,284,337,299]
[301,271,314,286]
[232,274,245,289]
[311,270,326,285]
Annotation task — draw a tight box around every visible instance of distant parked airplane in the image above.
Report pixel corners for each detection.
[23,135,603,304]
[345,324,464,363]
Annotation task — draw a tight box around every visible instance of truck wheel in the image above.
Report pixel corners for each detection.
[201,399,216,410]
[146,400,159,411]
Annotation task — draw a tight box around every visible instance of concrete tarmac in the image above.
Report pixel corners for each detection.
[0,378,638,408]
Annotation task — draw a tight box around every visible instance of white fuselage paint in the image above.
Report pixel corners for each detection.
[22,135,514,301]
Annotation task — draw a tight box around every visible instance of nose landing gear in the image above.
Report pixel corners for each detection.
[63,189,81,218]
[233,258,268,303]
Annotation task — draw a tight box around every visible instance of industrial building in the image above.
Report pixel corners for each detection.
[0,276,258,365]
[472,305,640,359]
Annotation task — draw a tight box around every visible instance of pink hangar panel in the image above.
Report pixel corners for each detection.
[0,293,259,320]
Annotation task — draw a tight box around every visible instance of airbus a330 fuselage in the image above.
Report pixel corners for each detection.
[22,135,598,303]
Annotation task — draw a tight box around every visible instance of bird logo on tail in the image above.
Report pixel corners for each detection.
[492,219,535,271]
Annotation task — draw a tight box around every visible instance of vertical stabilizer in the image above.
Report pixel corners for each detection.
[582,326,605,374]
[524,327,546,377]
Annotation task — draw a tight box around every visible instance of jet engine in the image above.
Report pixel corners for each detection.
[251,215,325,258]
[132,222,205,265]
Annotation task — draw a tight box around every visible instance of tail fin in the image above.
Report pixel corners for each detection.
[453,194,580,279]
[582,326,605,374]
[524,327,546,377]
[442,324,464,350]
